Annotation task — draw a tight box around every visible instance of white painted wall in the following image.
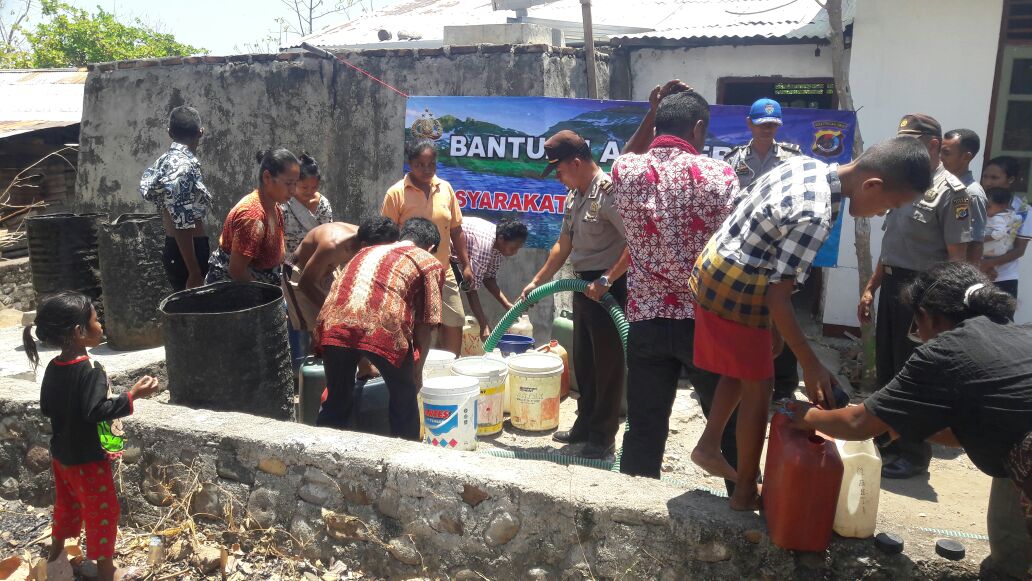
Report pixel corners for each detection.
[627,44,835,102]
[823,0,1012,329]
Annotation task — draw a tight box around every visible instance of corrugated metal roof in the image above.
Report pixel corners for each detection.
[610,0,856,43]
[294,0,853,49]
[0,120,79,140]
[0,69,86,128]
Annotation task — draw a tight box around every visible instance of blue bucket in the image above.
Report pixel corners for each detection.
[498,334,535,356]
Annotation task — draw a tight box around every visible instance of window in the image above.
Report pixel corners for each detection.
[718,78,837,109]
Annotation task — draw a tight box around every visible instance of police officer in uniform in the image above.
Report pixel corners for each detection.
[522,130,630,460]
[858,114,975,479]
[724,98,803,189]
[724,98,803,400]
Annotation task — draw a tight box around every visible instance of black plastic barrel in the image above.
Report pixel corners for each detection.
[159,282,294,420]
[99,214,171,350]
[26,212,107,313]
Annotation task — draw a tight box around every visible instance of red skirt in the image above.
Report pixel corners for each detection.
[693,307,774,381]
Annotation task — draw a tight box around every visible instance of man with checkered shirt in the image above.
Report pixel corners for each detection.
[688,137,933,511]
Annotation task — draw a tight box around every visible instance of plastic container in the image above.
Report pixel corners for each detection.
[461,315,485,356]
[497,334,535,357]
[299,358,391,435]
[507,352,563,431]
[536,340,571,400]
[509,314,534,338]
[423,349,457,379]
[551,309,577,392]
[833,438,882,538]
[99,214,170,350]
[160,282,293,420]
[451,356,508,436]
[26,212,106,318]
[420,375,480,451]
[763,412,844,552]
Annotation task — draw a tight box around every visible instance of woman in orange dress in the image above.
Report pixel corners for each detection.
[207,148,299,285]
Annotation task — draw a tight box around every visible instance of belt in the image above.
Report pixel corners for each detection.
[883,265,918,278]
[575,269,606,279]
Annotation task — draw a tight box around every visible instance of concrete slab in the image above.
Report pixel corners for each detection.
[0,324,165,385]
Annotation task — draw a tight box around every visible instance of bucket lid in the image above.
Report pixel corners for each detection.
[451,356,508,378]
[507,352,563,373]
[422,375,480,395]
[426,349,457,363]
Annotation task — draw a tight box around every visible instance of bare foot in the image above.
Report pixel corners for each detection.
[691,445,738,482]
[729,482,762,511]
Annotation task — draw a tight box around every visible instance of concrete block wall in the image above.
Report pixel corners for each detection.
[75,46,611,343]
[0,379,982,579]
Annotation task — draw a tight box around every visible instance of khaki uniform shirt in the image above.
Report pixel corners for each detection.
[880,163,973,272]
[723,140,802,189]
[560,171,626,272]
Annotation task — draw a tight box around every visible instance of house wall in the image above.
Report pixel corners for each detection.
[74,48,609,342]
[621,44,837,102]
[823,0,1008,330]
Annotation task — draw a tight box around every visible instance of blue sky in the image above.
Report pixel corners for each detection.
[21,0,394,54]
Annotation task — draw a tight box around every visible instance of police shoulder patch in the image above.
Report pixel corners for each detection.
[953,195,970,220]
[944,172,965,192]
[778,142,802,153]
[723,144,747,161]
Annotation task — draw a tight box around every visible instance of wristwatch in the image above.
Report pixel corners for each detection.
[597,275,612,288]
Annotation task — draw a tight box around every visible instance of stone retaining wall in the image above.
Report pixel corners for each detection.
[0,257,34,312]
[0,379,984,580]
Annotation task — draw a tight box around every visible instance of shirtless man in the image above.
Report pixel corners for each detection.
[284,217,399,330]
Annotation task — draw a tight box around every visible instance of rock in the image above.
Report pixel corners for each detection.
[303,572,320,581]
[693,542,731,563]
[190,483,223,520]
[121,447,142,464]
[0,477,19,500]
[258,457,287,476]
[323,509,367,541]
[562,565,592,580]
[0,417,23,441]
[21,311,35,327]
[435,513,463,535]
[453,569,481,580]
[167,538,192,562]
[484,511,520,546]
[141,465,174,507]
[340,480,372,506]
[217,450,255,485]
[461,484,490,507]
[24,446,50,474]
[387,537,421,566]
[290,512,318,546]
[192,545,221,574]
[377,488,401,519]
[744,529,764,544]
[299,467,338,507]
[246,488,279,529]
[526,567,555,581]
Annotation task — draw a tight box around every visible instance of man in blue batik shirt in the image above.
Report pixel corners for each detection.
[139,106,213,290]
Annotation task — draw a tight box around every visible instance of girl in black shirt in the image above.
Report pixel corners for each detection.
[25,292,158,581]
[785,262,1032,572]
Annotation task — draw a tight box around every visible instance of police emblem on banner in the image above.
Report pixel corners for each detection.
[411,107,444,140]
[811,121,847,157]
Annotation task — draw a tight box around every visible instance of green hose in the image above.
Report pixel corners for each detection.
[482,278,630,472]
[484,279,628,352]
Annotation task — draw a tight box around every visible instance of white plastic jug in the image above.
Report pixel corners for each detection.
[461,315,485,356]
[509,314,534,338]
[833,438,882,538]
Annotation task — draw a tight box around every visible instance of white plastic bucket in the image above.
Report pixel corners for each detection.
[506,352,563,431]
[833,438,882,538]
[451,356,508,436]
[420,375,479,451]
[423,349,457,380]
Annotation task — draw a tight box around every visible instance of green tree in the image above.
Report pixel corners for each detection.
[26,0,205,68]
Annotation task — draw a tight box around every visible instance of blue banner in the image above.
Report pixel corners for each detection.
[405,96,856,267]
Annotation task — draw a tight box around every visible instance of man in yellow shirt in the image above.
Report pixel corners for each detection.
[382,141,473,355]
